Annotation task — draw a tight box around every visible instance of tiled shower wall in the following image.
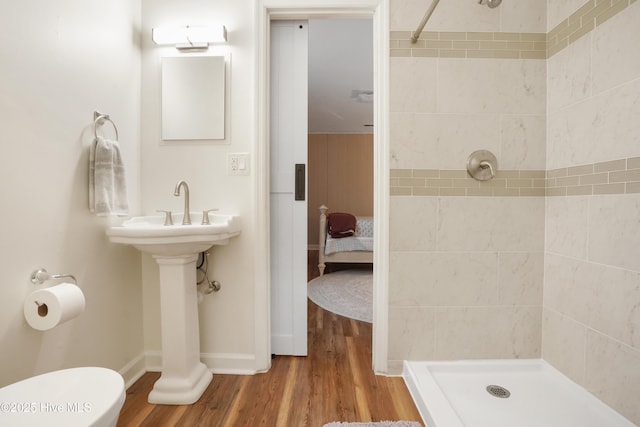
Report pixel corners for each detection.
[388,0,640,423]
[544,1,640,424]
[388,0,547,370]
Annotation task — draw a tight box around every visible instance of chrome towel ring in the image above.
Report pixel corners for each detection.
[93,111,119,141]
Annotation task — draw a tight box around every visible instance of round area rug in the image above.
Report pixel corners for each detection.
[308,270,373,323]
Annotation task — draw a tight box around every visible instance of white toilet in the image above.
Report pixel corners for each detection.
[0,367,126,427]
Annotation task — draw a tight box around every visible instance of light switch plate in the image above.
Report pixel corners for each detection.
[228,152,250,176]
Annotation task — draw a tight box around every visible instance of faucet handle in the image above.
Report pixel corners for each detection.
[156,210,174,226]
[201,209,219,225]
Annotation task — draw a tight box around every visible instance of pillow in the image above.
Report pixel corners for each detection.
[327,212,357,238]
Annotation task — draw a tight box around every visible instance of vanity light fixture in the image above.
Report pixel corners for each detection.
[152,25,227,50]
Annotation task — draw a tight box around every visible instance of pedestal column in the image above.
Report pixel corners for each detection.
[148,254,212,405]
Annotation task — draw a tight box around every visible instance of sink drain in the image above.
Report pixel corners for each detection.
[486,384,511,398]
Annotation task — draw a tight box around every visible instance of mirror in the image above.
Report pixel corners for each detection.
[161,55,226,140]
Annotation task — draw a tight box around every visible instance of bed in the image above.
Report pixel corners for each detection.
[318,205,373,276]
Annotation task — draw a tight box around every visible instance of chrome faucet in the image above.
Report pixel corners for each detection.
[173,180,191,225]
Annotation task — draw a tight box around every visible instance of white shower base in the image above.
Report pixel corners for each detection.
[403,359,634,427]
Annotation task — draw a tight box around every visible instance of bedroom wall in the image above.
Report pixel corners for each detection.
[387,0,547,372]
[543,1,640,423]
[0,0,144,386]
[308,134,373,247]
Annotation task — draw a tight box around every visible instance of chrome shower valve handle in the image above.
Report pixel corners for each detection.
[467,150,498,181]
[479,160,495,179]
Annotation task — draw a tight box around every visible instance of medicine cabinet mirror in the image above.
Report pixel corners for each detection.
[161,55,226,141]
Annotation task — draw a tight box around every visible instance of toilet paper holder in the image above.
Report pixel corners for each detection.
[30,268,77,285]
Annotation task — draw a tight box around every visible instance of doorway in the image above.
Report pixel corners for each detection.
[255,0,390,373]
[307,17,374,263]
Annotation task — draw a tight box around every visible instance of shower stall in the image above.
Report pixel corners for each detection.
[392,0,640,425]
[403,360,635,427]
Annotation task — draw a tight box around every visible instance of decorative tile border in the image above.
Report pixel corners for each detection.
[548,0,637,58]
[390,169,546,197]
[391,157,640,197]
[546,157,640,196]
[391,0,637,60]
[390,31,547,60]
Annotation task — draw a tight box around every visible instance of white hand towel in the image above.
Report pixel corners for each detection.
[89,136,129,216]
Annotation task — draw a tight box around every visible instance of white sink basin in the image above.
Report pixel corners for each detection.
[106,212,241,257]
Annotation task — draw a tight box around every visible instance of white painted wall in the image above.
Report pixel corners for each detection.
[308,19,374,134]
[140,0,261,373]
[0,0,143,386]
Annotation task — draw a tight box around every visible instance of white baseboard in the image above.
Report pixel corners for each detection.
[144,350,162,372]
[143,350,259,376]
[202,352,258,375]
[118,352,147,389]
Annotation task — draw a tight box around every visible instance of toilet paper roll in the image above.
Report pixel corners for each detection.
[24,283,86,331]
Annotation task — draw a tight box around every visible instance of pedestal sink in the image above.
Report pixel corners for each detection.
[107,212,240,404]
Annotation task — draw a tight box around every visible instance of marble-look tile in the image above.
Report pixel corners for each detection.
[386,360,404,376]
[543,254,584,318]
[438,59,546,115]
[390,0,434,31]
[435,114,501,169]
[547,33,591,113]
[390,113,501,169]
[390,196,438,251]
[437,197,544,252]
[390,252,431,306]
[391,113,501,169]
[390,251,499,306]
[542,308,586,385]
[587,78,640,163]
[500,0,546,33]
[544,253,640,350]
[545,196,588,259]
[585,331,640,425]
[434,306,542,359]
[589,194,640,272]
[546,97,593,170]
[390,113,438,169]
[547,78,640,169]
[547,0,589,31]
[390,57,438,113]
[432,114,500,170]
[500,115,546,170]
[391,0,500,32]
[422,0,500,32]
[592,1,640,95]
[388,306,436,360]
[498,252,543,305]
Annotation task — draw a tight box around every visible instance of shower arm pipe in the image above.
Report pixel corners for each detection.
[410,0,441,43]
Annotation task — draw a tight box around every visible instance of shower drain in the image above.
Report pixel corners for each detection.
[486,384,511,398]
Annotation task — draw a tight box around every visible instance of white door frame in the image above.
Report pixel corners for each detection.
[254,0,390,374]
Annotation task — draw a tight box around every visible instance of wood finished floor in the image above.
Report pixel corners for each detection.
[116,252,422,427]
